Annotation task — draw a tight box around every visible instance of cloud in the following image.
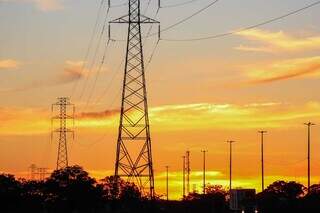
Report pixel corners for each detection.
[58,60,86,83]
[236,29,320,52]
[1,101,320,135]
[0,59,20,70]
[234,45,273,53]
[77,109,119,119]
[243,56,320,84]
[0,60,85,93]
[1,0,63,11]
[33,0,63,11]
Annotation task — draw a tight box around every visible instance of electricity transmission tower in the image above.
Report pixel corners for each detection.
[110,0,160,198]
[51,97,75,170]
[186,150,190,195]
[29,164,37,180]
[29,164,50,180]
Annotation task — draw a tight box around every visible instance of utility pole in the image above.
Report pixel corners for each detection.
[259,131,267,191]
[166,166,169,201]
[182,156,186,198]
[201,150,208,194]
[304,122,315,192]
[51,97,75,170]
[186,150,190,195]
[110,0,160,198]
[227,141,236,191]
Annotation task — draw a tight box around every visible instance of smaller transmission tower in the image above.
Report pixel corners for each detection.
[29,165,50,180]
[51,97,75,170]
[38,168,50,180]
[186,151,191,194]
[29,164,37,180]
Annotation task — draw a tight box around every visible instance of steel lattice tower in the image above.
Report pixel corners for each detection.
[186,151,190,195]
[110,0,159,197]
[51,97,75,170]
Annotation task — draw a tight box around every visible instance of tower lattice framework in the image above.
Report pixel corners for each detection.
[110,0,159,197]
[51,97,75,170]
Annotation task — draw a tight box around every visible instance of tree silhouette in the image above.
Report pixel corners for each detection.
[0,174,22,212]
[44,165,103,213]
[257,181,305,212]
[182,184,228,213]
[302,184,320,212]
[3,169,320,213]
[20,179,46,212]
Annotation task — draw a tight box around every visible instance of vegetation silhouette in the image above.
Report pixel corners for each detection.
[1,166,320,212]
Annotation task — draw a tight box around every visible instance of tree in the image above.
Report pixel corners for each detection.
[44,165,103,213]
[302,184,320,212]
[257,181,305,213]
[20,179,46,213]
[264,181,305,199]
[0,174,22,212]
[183,185,228,213]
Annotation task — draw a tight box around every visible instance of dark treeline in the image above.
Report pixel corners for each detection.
[1,165,320,213]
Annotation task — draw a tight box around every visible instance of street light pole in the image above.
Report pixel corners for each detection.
[201,150,208,194]
[259,131,267,191]
[304,122,315,192]
[227,141,236,191]
[166,166,169,201]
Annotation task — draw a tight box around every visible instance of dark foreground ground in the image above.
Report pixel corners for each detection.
[1,165,320,213]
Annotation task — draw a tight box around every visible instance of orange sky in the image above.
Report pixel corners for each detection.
[1,0,320,200]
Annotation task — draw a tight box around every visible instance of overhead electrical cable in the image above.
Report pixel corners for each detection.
[70,0,106,97]
[162,0,320,41]
[78,8,110,101]
[84,39,112,110]
[110,0,220,41]
[161,0,201,8]
[155,0,220,35]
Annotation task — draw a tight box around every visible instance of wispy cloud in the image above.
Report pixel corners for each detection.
[0,59,20,70]
[235,29,320,52]
[0,60,85,93]
[2,101,320,135]
[243,56,320,84]
[234,45,273,53]
[1,0,63,11]
[77,109,119,119]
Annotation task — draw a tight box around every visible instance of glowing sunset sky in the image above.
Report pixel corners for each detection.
[1,0,320,199]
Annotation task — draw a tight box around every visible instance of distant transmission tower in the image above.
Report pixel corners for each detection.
[110,0,160,198]
[186,150,190,194]
[51,97,75,170]
[29,164,37,180]
[38,168,50,180]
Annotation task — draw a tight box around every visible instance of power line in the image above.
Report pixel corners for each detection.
[265,158,307,167]
[146,39,160,70]
[111,0,220,42]
[91,56,124,107]
[111,2,127,8]
[70,0,106,97]
[156,0,220,35]
[162,0,320,41]
[78,9,110,101]
[84,39,112,110]
[160,0,201,8]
